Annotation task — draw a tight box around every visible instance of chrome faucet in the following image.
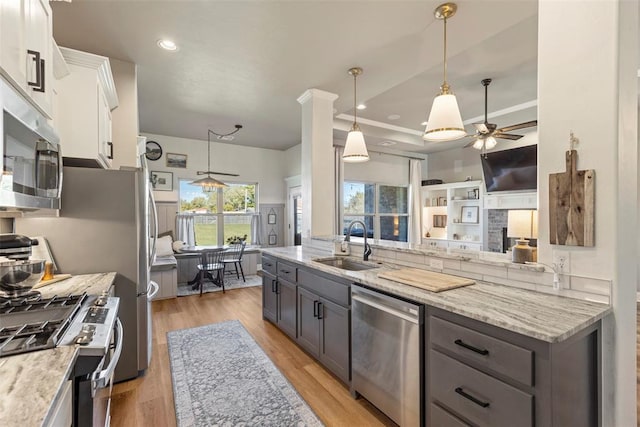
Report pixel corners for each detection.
[344,220,372,261]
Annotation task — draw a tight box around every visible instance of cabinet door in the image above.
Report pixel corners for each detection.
[277,278,297,339]
[262,272,277,323]
[97,84,113,168]
[319,297,350,383]
[24,0,52,117]
[297,286,320,356]
[0,0,26,89]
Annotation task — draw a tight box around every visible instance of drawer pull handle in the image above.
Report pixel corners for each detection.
[455,387,490,408]
[264,263,272,267]
[454,339,489,356]
[280,270,290,274]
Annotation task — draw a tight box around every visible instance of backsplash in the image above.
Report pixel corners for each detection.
[304,237,611,305]
[487,209,508,252]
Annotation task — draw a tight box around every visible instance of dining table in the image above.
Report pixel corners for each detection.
[178,245,229,288]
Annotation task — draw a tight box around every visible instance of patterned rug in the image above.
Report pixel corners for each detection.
[167,320,323,427]
[177,274,262,297]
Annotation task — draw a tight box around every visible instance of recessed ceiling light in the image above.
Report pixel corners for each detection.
[157,39,178,51]
[357,104,367,110]
[387,114,401,120]
[379,141,396,146]
[421,121,428,126]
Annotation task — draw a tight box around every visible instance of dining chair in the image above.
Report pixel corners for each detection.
[223,241,246,282]
[197,248,226,296]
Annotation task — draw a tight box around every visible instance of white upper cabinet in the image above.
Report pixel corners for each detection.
[57,47,118,169]
[0,0,53,118]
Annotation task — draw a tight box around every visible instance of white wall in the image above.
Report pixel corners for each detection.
[142,133,287,204]
[283,144,301,178]
[109,58,138,169]
[345,152,415,186]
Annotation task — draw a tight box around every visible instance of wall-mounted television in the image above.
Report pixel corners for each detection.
[481,145,537,192]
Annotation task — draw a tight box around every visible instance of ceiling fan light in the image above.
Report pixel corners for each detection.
[423,93,466,141]
[472,138,485,150]
[484,136,497,149]
[343,130,369,163]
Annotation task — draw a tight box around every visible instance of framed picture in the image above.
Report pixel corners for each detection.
[166,153,187,168]
[461,206,479,224]
[467,189,478,199]
[268,232,277,245]
[433,214,447,228]
[268,213,276,224]
[437,196,447,206]
[150,171,173,191]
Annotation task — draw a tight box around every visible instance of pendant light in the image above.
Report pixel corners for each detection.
[343,67,369,162]
[190,128,238,192]
[423,3,466,142]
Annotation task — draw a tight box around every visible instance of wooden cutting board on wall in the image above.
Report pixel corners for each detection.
[549,150,595,246]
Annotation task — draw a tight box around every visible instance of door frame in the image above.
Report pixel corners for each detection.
[287,185,302,246]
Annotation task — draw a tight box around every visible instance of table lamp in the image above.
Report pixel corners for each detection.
[507,210,538,263]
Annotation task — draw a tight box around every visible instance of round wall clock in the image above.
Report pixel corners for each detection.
[145,141,163,161]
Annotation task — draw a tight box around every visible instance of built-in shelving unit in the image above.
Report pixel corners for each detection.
[421,180,484,251]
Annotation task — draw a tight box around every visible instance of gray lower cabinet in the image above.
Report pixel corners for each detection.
[262,265,297,339]
[262,271,278,324]
[426,307,599,427]
[296,286,350,384]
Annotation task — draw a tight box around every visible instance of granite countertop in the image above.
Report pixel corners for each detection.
[0,272,117,426]
[38,272,117,298]
[262,246,612,343]
[0,346,78,427]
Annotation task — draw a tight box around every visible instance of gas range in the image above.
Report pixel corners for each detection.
[0,293,87,357]
[0,292,119,358]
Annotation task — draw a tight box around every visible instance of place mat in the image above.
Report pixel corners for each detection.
[377,268,474,292]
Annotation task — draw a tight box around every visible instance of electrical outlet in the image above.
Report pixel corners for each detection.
[430,259,444,270]
[552,250,570,274]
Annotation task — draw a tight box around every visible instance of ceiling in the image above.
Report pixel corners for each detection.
[51,0,540,154]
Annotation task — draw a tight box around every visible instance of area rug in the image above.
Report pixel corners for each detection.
[177,274,262,297]
[167,320,323,427]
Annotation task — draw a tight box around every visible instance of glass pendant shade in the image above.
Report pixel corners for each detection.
[423,93,466,141]
[190,175,226,192]
[343,130,369,162]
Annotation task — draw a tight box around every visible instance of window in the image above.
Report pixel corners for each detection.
[180,180,257,245]
[343,182,408,242]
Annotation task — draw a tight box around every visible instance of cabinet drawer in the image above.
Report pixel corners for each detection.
[297,268,349,306]
[430,316,533,386]
[262,255,277,276]
[431,350,533,427]
[277,261,297,283]
[430,403,471,427]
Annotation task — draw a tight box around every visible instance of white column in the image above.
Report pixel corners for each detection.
[297,89,339,239]
[537,1,638,425]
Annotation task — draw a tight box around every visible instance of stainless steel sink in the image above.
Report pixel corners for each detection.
[312,257,382,271]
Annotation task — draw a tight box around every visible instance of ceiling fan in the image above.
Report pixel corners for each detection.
[465,78,537,152]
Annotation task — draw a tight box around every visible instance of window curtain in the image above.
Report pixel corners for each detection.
[334,146,344,235]
[176,214,195,246]
[251,213,263,246]
[408,159,423,244]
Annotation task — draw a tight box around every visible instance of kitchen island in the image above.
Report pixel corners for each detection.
[262,246,611,426]
[0,272,116,427]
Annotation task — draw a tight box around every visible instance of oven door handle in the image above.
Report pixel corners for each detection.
[148,281,159,300]
[91,317,123,392]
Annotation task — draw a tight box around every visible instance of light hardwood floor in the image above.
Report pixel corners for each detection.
[110,286,396,427]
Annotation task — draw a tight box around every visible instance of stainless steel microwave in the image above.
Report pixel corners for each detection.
[0,78,62,210]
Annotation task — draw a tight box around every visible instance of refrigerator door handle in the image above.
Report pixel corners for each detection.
[148,184,158,267]
[148,281,159,300]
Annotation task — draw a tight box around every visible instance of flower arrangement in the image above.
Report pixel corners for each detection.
[226,234,247,244]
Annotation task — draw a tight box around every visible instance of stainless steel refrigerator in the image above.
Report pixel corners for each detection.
[15,157,157,383]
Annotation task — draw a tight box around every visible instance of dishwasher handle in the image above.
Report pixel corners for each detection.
[352,293,419,324]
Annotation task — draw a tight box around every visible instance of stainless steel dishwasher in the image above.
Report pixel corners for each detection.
[351,285,423,427]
